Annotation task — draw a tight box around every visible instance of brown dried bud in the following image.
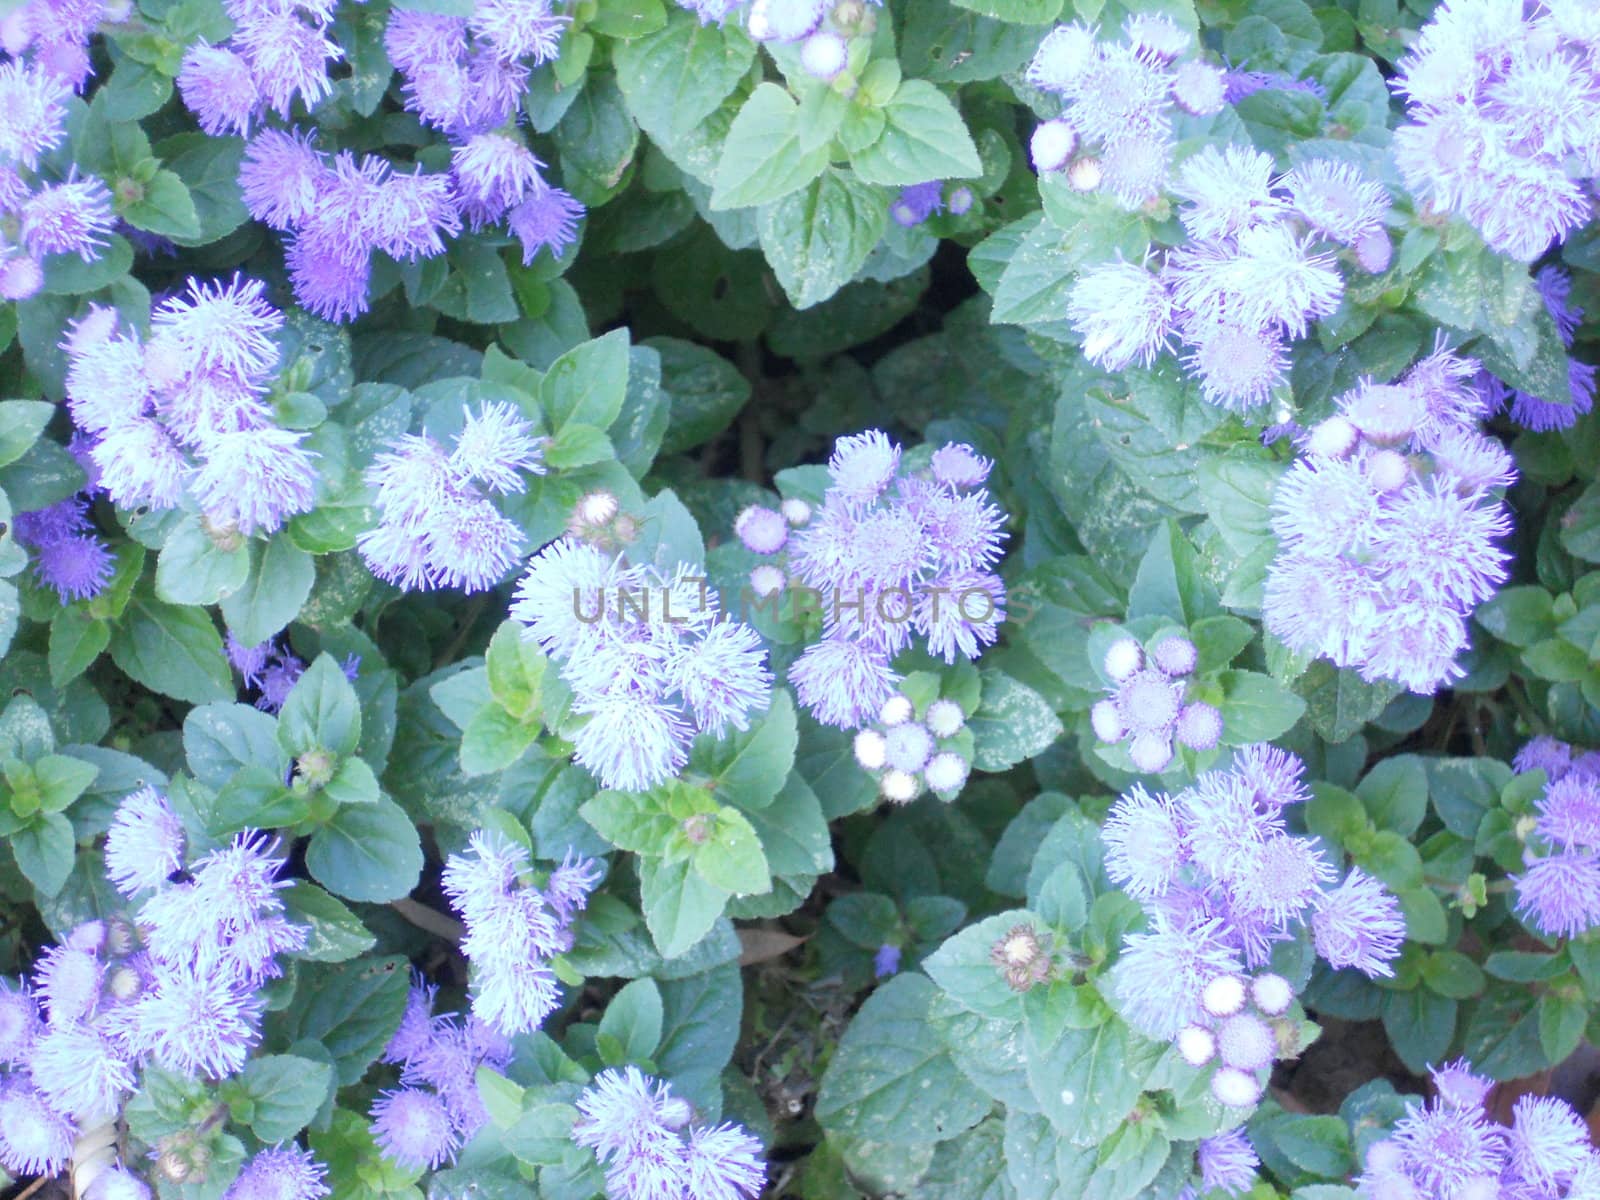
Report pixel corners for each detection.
[990,923,1052,992]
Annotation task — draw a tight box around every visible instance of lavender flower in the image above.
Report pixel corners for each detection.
[20,172,113,260]
[1197,1129,1259,1195]
[890,180,943,227]
[232,9,341,117]
[508,184,584,263]
[103,786,186,895]
[176,43,258,135]
[440,832,597,1037]
[29,1022,136,1116]
[0,980,41,1065]
[468,0,566,63]
[574,1068,766,1200]
[224,1146,330,1200]
[0,1076,74,1175]
[1312,868,1406,976]
[372,1088,459,1171]
[1067,260,1172,370]
[0,60,68,169]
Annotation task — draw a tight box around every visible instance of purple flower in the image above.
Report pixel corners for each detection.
[440,831,592,1037]
[1113,915,1244,1039]
[20,172,114,261]
[82,1164,153,1200]
[574,1068,765,1200]
[1103,784,1186,898]
[1098,133,1170,208]
[367,167,461,262]
[371,1088,460,1171]
[1026,22,1098,94]
[0,60,68,169]
[189,428,319,536]
[29,1022,136,1117]
[116,962,263,1079]
[1311,868,1406,977]
[1283,159,1389,246]
[91,419,188,510]
[0,980,41,1066]
[0,1076,74,1176]
[177,43,258,135]
[790,636,899,730]
[1172,145,1284,242]
[383,976,438,1065]
[287,226,372,322]
[1171,60,1226,115]
[384,10,468,73]
[1181,318,1288,412]
[224,1146,330,1200]
[671,621,772,738]
[468,0,566,63]
[1514,851,1600,938]
[32,532,112,602]
[34,943,102,1025]
[1167,224,1343,341]
[63,330,150,434]
[226,633,273,686]
[103,786,186,896]
[1431,1058,1493,1109]
[450,401,545,493]
[873,944,901,978]
[152,275,284,382]
[1067,260,1173,370]
[508,184,584,263]
[1535,775,1600,851]
[1197,1129,1259,1195]
[233,9,341,117]
[890,180,943,227]
[1507,1095,1592,1191]
[451,132,546,227]
[1389,1099,1505,1196]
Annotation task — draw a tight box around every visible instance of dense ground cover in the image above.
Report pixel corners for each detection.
[3,0,1600,1197]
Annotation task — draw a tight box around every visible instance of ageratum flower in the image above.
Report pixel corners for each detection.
[224,1147,330,1200]
[103,786,186,896]
[574,1067,765,1200]
[439,831,598,1036]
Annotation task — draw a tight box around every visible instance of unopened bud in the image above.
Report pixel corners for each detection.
[990,924,1052,991]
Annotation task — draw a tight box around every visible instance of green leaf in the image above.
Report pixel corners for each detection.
[597,978,664,1062]
[649,337,750,456]
[710,83,831,210]
[305,797,424,903]
[220,537,316,646]
[11,811,75,896]
[235,1055,335,1143]
[690,807,770,896]
[542,330,631,433]
[157,132,250,243]
[948,0,1062,21]
[120,168,202,241]
[1539,991,1587,1063]
[968,670,1063,772]
[815,974,991,1144]
[185,703,286,790]
[1026,1015,1161,1143]
[109,593,233,705]
[544,422,616,469]
[286,956,411,1085]
[0,401,52,468]
[154,516,252,606]
[282,882,378,962]
[1218,669,1307,743]
[693,689,797,810]
[757,169,890,310]
[639,853,729,959]
[849,80,981,187]
[612,9,756,150]
[582,786,694,854]
[48,606,109,687]
[1356,754,1428,837]
[34,753,98,813]
[1292,661,1399,743]
[1380,986,1456,1074]
[460,707,540,776]
[278,655,363,759]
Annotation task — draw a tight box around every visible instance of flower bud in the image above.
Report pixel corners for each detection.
[853,728,887,771]
[1030,119,1076,173]
[1067,157,1102,192]
[990,924,1052,991]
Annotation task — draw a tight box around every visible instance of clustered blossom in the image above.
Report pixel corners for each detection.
[1066,142,1391,411]
[512,534,773,792]
[572,1066,766,1200]
[1393,0,1600,261]
[1179,1128,1260,1200]
[439,831,599,1037]
[1105,746,1405,1105]
[2,0,115,91]
[1359,1059,1600,1200]
[851,690,973,803]
[368,974,515,1173]
[1091,633,1222,773]
[1263,344,1515,694]
[176,0,341,136]
[358,403,546,593]
[747,433,1006,731]
[1478,265,1596,432]
[60,279,320,537]
[13,494,114,604]
[890,180,970,228]
[0,797,311,1182]
[224,1145,329,1200]
[1509,736,1600,939]
[0,57,116,301]
[1025,16,1231,207]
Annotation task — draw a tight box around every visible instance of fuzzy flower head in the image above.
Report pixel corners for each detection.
[1068,260,1173,370]
[224,1146,330,1200]
[574,1068,765,1200]
[104,785,186,896]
